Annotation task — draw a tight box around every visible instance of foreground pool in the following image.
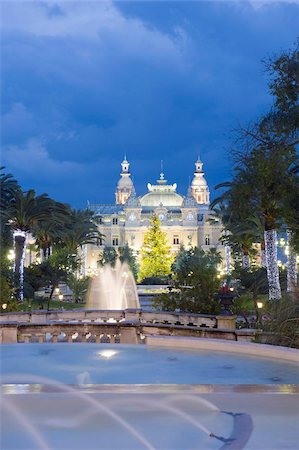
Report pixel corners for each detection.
[1,343,299,449]
[1,343,299,384]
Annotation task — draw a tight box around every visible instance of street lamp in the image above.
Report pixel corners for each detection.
[58,294,63,301]
[256,301,263,328]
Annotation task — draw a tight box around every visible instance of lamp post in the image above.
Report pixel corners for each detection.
[256,301,263,328]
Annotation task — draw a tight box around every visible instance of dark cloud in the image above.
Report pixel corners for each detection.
[1,1,298,207]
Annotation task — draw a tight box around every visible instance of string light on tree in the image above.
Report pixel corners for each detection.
[264,229,281,301]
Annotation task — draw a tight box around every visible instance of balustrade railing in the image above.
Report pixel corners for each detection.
[0,309,237,344]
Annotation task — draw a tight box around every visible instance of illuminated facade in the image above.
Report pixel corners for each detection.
[84,158,224,276]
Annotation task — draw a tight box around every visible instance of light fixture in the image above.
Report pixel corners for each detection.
[58,294,63,301]
[2,303,7,310]
[257,301,263,309]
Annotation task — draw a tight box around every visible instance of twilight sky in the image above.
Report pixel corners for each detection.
[1,1,298,207]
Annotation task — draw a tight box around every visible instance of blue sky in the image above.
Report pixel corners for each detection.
[1,1,298,207]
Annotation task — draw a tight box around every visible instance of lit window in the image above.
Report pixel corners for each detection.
[112,217,118,225]
[112,237,119,246]
[205,235,210,245]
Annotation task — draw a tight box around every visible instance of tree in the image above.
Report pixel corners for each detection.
[154,246,222,314]
[119,243,139,280]
[263,40,299,138]
[4,189,55,300]
[33,201,71,260]
[67,273,89,303]
[58,209,101,252]
[57,208,102,276]
[98,247,118,267]
[138,214,173,282]
[0,274,18,312]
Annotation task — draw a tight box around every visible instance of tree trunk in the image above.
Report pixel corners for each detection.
[13,230,27,301]
[260,241,267,268]
[264,229,281,301]
[287,230,297,292]
[81,244,87,277]
[225,245,231,276]
[242,253,250,270]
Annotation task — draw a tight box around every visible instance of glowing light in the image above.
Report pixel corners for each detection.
[264,229,282,301]
[7,250,15,261]
[279,238,285,247]
[13,229,27,301]
[55,288,60,294]
[98,350,118,359]
[58,294,63,301]
[257,301,263,309]
[2,304,7,310]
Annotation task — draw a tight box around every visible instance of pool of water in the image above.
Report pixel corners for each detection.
[1,343,299,385]
[1,343,299,449]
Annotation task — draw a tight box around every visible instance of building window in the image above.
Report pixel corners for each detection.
[112,217,118,225]
[112,237,119,246]
[173,236,180,245]
[205,235,210,245]
[97,237,104,246]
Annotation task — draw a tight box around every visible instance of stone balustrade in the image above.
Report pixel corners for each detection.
[0,308,243,344]
[0,309,241,344]
[0,309,222,327]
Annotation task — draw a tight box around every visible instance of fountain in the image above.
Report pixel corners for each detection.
[1,264,299,449]
[86,261,140,310]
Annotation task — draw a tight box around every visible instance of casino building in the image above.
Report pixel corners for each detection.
[84,157,224,276]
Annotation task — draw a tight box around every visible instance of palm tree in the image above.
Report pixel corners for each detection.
[0,167,19,209]
[0,167,19,253]
[58,209,102,276]
[33,201,71,260]
[212,143,298,301]
[4,189,54,300]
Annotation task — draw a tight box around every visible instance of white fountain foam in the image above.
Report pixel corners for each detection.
[86,260,140,310]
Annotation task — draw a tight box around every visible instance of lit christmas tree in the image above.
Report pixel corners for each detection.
[139,214,173,282]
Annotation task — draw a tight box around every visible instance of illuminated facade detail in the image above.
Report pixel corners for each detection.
[85,158,224,275]
[191,158,210,205]
[115,157,134,205]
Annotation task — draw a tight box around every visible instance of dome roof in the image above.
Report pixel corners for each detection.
[191,176,208,187]
[140,191,183,207]
[117,175,133,190]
